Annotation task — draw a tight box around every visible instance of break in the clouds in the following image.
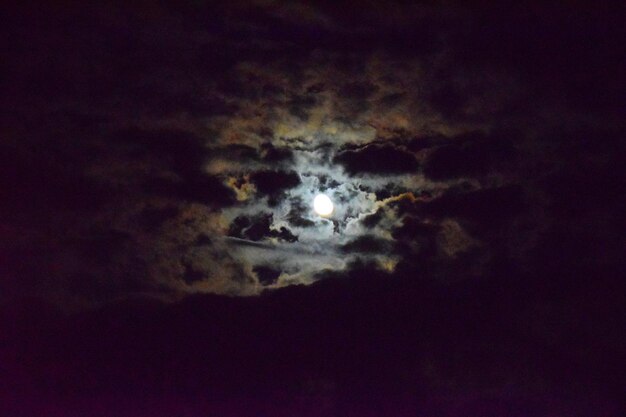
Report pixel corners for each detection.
[1,1,623,308]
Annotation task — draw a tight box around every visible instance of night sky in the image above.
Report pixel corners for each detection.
[1,1,625,416]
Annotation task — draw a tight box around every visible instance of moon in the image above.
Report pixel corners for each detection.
[313,194,334,217]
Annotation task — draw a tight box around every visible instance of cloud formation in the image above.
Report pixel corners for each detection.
[0,0,623,309]
[1,3,624,415]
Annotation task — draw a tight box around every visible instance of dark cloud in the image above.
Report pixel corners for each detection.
[392,216,440,264]
[194,233,213,246]
[273,226,299,243]
[182,264,206,285]
[391,216,436,242]
[253,265,282,285]
[147,174,237,208]
[106,128,239,207]
[423,185,526,228]
[423,130,518,180]
[249,170,301,203]
[340,235,391,254]
[361,209,383,228]
[286,197,316,228]
[260,142,294,163]
[221,143,260,161]
[216,142,294,165]
[228,213,272,241]
[287,94,317,119]
[371,183,411,201]
[317,174,341,191]
[337,81,378,114]
[228,213,298,243]
[334,144,418,176]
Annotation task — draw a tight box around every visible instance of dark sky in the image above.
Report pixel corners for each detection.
[1,1,625,415]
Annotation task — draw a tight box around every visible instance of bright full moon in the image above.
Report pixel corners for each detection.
[313,194,334,217]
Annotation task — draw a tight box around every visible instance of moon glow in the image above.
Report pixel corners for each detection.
[313,194,334,217]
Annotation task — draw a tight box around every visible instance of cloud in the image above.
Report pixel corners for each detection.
[253,265,282,285]
[334,144,419,175]
[423,185,526,230]
[286,196,316,228]
[146,175,237,208]
[249,170,301,204]
[2,3,623,412]
[422,130,518,180]
[340,235,392,254]
[1,0,623,308]
[228,213,298,243]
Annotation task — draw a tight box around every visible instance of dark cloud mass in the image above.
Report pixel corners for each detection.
[253,265,282,285]
[340,235,392,254]
[1,1,624,415]
[228,212,298,242]
[335,143,419,175]
[422,130,518,180]
[249,170,301,198]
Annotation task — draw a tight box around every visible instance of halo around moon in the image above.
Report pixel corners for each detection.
[313,194,334,217]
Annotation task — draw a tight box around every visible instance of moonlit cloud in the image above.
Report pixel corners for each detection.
[1,0,622,308]
[2,3,623,414]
